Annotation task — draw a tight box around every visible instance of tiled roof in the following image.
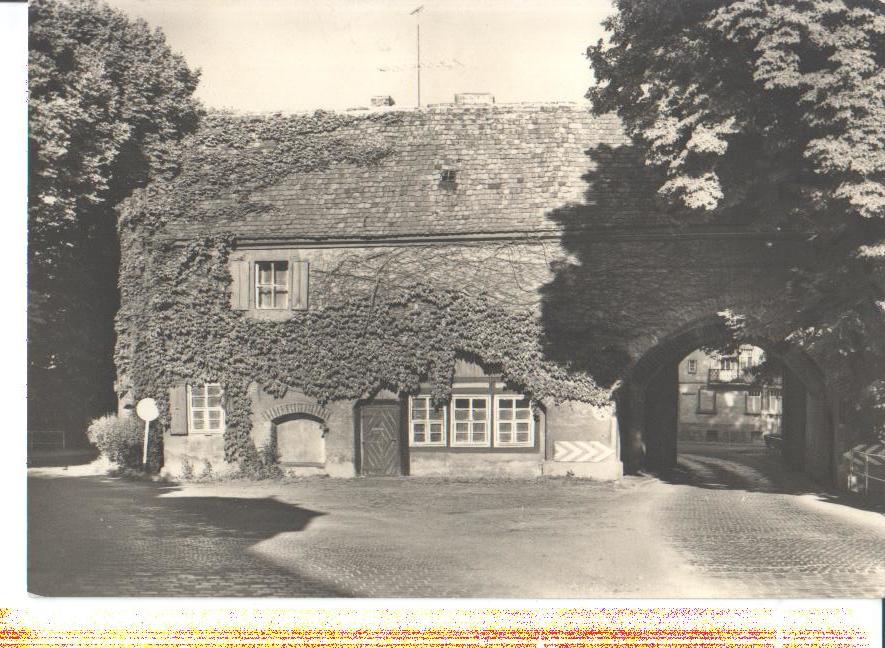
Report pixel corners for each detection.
[165,103,661,242]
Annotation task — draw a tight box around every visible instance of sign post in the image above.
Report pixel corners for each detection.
[136,398,160,468]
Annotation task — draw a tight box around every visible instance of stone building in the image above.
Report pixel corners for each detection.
[677,345,782,444]
[119,99,869,486]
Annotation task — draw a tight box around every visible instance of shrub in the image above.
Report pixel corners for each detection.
[87,414,143,468]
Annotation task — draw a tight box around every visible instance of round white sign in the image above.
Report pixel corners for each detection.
[136,398,160,422]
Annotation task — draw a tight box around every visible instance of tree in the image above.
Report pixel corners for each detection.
[586,0,885,419]
[28,0,201,435]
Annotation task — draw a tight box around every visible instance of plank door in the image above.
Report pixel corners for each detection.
[359,403,403,476]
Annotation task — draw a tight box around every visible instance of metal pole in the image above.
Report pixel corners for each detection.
[142,419,150,467]
[417,21,421,107]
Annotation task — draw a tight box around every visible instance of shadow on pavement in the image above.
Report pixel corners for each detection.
[28,474,347,597]
[27,446,100,467]
[656,443,884,515]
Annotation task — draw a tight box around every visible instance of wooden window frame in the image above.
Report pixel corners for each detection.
[187,383,225,434]
[255,260,290,310]
[408,396,447,447]
[450,395,491,447]
[687,359,697,374]
[494,394,534,448]
[765,388,783,415]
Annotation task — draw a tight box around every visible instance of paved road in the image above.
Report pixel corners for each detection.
[28,445,885,597]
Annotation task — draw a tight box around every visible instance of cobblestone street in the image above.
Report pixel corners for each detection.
[28,445,885,597]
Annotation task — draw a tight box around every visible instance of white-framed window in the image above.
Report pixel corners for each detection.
[687,359,697,374]
[697,389,716,414]
[255,261,289,309]
[409,396,447,446]
[451,396,489,447]
[188,383,225,434]
[764,388,783,414]
[746,389,762,414]
[495,395,534,447]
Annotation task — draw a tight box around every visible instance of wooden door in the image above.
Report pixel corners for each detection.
[359,403,402,476]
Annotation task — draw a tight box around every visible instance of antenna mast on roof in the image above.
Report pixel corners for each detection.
[411,5,423,106]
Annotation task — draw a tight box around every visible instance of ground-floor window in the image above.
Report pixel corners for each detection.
[409,396,446,446]
[746,389,762,414]
[188,383,225,433]
[452,397,490,447]
[407,392,537,449]
[495,395,534,447]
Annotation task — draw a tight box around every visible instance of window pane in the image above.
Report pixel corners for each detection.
[499,422,512,433]
[499,398,514,409]
[473,408,486,421]
[499,432,512,443]
[274,262,289,286]
[472,422,486,433]
[257,288,273,308]
[413,432,425,443]
[207,396,222,408]
[191,396,206,408]
[455,398,470,409]
[498,407,513,421]
[516,398,530,409]
[472,398,486,409]
[516,432,529,443]
[207,385,221,396]
[428,407,444,421]
[455,432,468,442]
[516,422,530,432]
[430,423,442,433]
[412,408,427,421]
[429,431,442,443]
[454,409,469,421]
[257,263,272,284]
[472,431,486,442]
[515,408,531,420]
[274,290,288,308]
[455,422,469,433]
[413,423,425,434]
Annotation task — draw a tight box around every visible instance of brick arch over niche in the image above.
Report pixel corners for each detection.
[261,401,330,423]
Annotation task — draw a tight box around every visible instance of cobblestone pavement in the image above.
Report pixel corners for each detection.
[28,445,885,598]
[658,443,885,598]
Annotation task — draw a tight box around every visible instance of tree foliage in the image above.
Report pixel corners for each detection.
[587,0,885,398]
[28,0,201,432]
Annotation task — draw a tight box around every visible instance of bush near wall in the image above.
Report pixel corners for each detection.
[87,414,143,468]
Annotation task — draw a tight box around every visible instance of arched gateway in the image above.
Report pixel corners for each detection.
[615,316,832,483]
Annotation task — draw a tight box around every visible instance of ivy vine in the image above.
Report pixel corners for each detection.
[117,111,606,467]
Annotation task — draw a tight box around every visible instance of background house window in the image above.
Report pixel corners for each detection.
[746,389,762,414]
[188,383,224,433]
[255,261,289,309]
[697,389,716,414]
[495,396,533,447]
[687,359,697,374]
[409,396,446,446]
[451,397,489,447]
[764,388,783,414]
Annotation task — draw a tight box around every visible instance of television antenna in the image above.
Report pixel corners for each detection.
[410,5,423,106]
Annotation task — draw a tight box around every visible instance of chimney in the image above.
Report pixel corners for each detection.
[370,95,396,107]
[454,93,495,105]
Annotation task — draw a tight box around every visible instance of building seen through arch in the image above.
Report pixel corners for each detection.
[677,345,782,445]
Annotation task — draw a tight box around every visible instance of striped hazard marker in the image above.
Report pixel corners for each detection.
[852,443,885,465]
[554,440,614,463]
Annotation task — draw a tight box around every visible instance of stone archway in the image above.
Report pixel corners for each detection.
[616,315,834,484]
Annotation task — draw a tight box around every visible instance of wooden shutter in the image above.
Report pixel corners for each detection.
[169,384,189,435]
[229,259,251,310]
[291,260,310,310]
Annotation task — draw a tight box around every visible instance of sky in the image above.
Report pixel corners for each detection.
[103,0,614,112]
